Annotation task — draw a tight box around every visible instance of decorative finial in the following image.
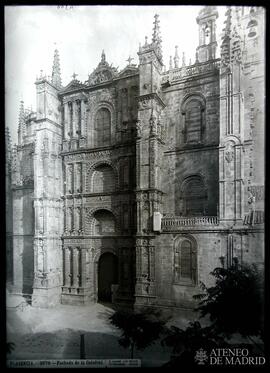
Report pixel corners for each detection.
[182,52,186,67]
[40,70,43,78]
[152,14,161,44]
[5,126,12,162]
[126,56,134,66]
[18,101,25,146]
[71,72,78,81]
[189,58,192,65]
[169,56,173,70]
[51,48,62,88]
[139,42,142,52]
[145,36,148,46]
[174,46,179,68]
[101,50,106,63]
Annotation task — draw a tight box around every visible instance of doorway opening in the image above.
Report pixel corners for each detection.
[98,252,118,303]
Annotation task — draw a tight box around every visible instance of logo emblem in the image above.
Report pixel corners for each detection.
[195,348,208,365]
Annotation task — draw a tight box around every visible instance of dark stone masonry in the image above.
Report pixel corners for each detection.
[6,6,264,310]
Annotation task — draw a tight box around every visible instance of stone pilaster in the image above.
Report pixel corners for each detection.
[64,102,69,139]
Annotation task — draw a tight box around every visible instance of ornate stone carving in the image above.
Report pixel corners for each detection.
[138,99,150,110]
[87,52,118,86]
[225,142,235,163]
[149,112,157,135]
[248,185,264,202]
[135,120,142,137]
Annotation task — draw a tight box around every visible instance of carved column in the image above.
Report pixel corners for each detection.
[77,206,82,233]
[136,192,142,234]
[80,249,86,288]
[73,248,79,287]
[67,207,73,232]
[66,164,73,194]
[135,239,156,300]
[81,163,86,194]
[76,163,82,193]
[77,100,81,136]
[68,102,72,137]
[43,200,48,234]
[81,100,85,137]
[72,101,76,138]
[63,200,67,234]
[64,103,69,139]
[64,247,71,286]
[37,239,45,274]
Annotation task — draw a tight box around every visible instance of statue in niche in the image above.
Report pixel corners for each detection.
[225,142,235,163]
[135,120,141,137]
[247,190,256,207]
[150,114,157,135]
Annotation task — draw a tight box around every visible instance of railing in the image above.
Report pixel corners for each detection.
[243,210,264,226]
[161,216,219,230]
[162,59,220,84]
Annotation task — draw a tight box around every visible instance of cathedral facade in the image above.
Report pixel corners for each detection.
[6,6,265,309]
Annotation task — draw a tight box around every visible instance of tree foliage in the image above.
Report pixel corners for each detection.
[162,321,225,355]
[162,321,226,367]
[6,342,15,354]
[194,264,264,339]
[109,308,167,358]
[162,263,264,366]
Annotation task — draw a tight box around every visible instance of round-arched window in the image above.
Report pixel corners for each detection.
[93,210,116,235]
[174,238,197,285]
[181,176,207,216]
[92,164,116,193]
[94,108,111,147]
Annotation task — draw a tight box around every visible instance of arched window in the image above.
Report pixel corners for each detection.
[92,164,116,193]
[182,96,205,144]
[94,108,111,147]
[175,238,197,285]
[93,210,116,235]
[181,176,207,216]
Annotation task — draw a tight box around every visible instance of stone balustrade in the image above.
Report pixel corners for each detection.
[161,215,219,231]
[162,59,220,84]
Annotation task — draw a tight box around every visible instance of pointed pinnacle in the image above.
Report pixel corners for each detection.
[182,52,186,67]
[101,50,106,63]
[52,49,62,88]
[152,14,161,44]
[174,46,179,68]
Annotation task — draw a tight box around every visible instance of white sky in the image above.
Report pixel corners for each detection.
[5,5,226,144]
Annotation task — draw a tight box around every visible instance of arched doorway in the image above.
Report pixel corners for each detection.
[98,252,118,302]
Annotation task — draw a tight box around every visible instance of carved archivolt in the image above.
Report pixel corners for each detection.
[85,160,119,193]
[84,207,120,235]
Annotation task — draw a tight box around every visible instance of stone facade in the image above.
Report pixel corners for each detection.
[7,6,264,310]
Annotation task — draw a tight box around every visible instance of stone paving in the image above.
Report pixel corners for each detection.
[6,294,177,367]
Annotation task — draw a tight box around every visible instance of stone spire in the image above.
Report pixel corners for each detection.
[51,49,62,89]
[138,14,163,66]
[152,14,162,45]
[5,127,12,171]
[220,6,243,67]
[101,50,106,64]
[174,46,179,68]
[151,14,163,63]
[18,100,25,146]
[222,6,233,40]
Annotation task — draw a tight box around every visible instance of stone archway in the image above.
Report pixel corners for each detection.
[98,252,118,302]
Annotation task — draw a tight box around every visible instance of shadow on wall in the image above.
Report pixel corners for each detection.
[22,189,34,300]
[92,221,135,305]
